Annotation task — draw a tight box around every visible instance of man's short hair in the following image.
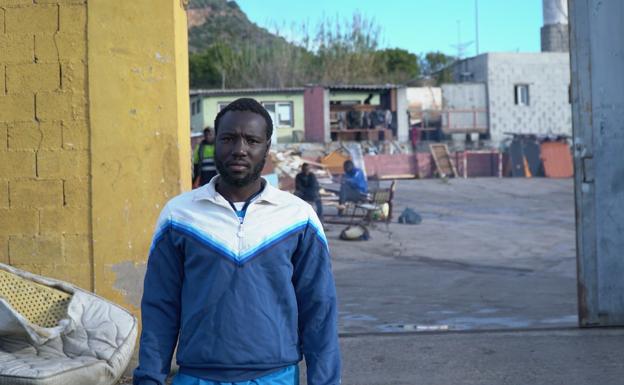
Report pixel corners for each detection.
[203,127,212,134]
[213,98,273,141]
[343,160,354,168]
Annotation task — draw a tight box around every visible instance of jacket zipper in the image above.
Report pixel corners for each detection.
[237,216,244,260]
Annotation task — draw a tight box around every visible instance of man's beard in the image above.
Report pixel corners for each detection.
[215,157,266,188]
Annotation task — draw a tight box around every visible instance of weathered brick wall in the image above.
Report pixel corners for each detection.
[0,0,91,289]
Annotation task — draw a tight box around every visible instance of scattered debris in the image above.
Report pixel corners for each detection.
[377,323,450,332]
[270,149,333,191]
[503,134,572,178]
[398,207,422,225]
[430,143,458,178]
[321,148,351,175]
[339,224,370,241]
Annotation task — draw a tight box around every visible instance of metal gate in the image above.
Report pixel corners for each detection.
[570,0,624,326]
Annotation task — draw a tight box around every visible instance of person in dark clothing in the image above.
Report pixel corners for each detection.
[295,163,323,221]
[192,127,217,188]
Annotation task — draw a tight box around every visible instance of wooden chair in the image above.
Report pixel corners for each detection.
[356,180,397,224]
[323,180,397,225]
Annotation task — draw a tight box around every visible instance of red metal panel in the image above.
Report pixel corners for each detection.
[415,152,434,178]
[467,152,500,177]
[454,151,501,178]
[363,154,418,178]
[540,141,573,178]
[304,86,326,142]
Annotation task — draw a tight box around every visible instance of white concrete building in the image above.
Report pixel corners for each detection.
[448,52,571,146]
[406,87,441,111]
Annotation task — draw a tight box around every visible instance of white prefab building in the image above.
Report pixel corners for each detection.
[448,52,571,146]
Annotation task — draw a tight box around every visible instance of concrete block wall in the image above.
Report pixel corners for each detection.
[486,52,572,145]
[441,83,488,133]
[442,83,487,110]
[450,54,488,83]
[541,24,569,52]
[0,0,92,289]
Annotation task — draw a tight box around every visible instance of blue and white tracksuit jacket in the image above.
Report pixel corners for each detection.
[133,178,341,385]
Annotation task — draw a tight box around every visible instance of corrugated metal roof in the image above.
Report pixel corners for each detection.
[325,84,402,91]
[189,84,404,97]
[190,87,305,97]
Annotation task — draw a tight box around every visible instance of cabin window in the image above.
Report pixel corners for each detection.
[514,84,530,106]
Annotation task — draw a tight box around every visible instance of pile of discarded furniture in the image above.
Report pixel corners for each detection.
[503,134,573,178]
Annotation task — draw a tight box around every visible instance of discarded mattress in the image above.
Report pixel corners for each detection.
[0,263,138,385]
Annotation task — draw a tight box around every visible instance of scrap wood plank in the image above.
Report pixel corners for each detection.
[321,149,351,175]
[376,174,416,180]
[429,143,458,178]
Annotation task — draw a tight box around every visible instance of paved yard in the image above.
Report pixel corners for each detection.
[121,178,597,385]
[327,178,578,334]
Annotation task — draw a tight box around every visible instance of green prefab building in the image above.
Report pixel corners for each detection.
[190,88,306,143]
[190,85,409,144]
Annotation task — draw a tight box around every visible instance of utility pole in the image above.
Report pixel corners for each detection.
[475,0,480,55]
[451,20,473,60]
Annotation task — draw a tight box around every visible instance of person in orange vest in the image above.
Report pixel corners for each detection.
[192,127,217,188]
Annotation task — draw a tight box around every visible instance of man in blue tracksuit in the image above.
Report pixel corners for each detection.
[133,98,341,385]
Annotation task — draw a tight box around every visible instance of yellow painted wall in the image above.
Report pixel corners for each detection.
[88,0,191,313]
[0,0,191,316]
[0,0,92,290]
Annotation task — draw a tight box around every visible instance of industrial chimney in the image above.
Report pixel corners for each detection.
[541,0,569,52]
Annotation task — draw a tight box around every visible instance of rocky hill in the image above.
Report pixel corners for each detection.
[187,0,289,53]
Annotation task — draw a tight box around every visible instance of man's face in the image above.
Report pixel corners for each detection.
[344,162,354,174]
[215,111,269,188]
[302,165,310,175]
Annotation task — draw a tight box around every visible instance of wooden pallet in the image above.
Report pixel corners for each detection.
[429,143,458,178]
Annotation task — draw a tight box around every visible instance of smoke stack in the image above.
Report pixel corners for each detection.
[541,0,569,52]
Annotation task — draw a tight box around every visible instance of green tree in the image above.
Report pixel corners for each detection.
[377,48,420,83]
[421,51,455,84]
[188,3,436,88]
[314,13,383,84]
[189,43,237,88]
[189,50,220,88]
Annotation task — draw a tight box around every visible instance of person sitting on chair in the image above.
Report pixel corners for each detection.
[294,163,323,222]
[339,160,368,205]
